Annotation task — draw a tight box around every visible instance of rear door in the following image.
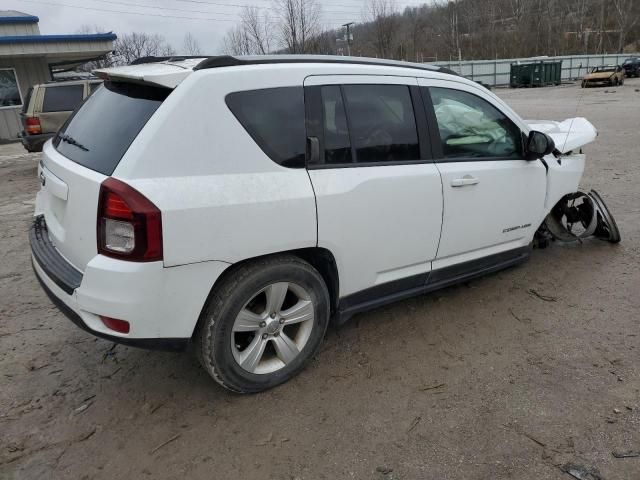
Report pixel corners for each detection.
[304,75,443,301]
[35,81,170,272]
[418,78,546,272]
[37,83,85,134]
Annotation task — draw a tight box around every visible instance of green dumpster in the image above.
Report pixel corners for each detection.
[510,61,562,88]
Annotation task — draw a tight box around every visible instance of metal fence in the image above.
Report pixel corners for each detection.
[431,53,638,86]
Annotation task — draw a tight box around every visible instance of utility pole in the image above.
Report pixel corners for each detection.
[342,22,354,56]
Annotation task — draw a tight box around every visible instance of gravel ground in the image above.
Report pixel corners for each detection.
[1,79,639,480]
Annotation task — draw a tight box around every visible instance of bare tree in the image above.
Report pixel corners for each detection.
[222,7,274,55]
[403,6,428,61]
[219,0,640,63]
[612,0,639,52]
[113,32,175,65]
[241,6,274,54]
[182,33,202,55]
[276,0,322,54]
[76,25,116,70]
[570,0,593,54]
[366,0,397,58]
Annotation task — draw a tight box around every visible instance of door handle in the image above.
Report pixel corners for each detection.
[451,175,479,187]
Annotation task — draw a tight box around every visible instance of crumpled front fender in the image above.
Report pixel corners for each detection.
[543,153,586,211]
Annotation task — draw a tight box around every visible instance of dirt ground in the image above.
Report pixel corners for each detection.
[1,79,639,480]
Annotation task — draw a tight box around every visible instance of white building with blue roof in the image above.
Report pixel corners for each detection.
[0,10,116,141]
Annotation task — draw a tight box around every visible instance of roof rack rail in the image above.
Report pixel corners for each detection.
[192,55,459,77]
[129,55,205,65]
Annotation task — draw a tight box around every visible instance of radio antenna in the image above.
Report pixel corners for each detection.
[562,77,587,153]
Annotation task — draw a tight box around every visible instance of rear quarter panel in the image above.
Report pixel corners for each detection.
[114,67,318,267]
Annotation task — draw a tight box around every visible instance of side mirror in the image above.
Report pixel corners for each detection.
[525,130,555,160]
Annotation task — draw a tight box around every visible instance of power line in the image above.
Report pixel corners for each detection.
[19,0,358,24]
[20,0,240,21]
[88,0,241,17]
[87,0,366,17]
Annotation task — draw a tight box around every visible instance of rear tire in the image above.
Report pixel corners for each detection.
[195,255,330,393]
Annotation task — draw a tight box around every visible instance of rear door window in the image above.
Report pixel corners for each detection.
[320,86,353,164]
[225,87,306,168]
[342,84,420,164]
[54,81,169,176]
[42,85,84,112]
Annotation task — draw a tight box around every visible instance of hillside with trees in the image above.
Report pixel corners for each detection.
[223,0,640,61]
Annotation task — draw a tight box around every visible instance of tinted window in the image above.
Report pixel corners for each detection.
[226,87,306,168]
[54,81,169,175]
[89,82,102,94]
[42,85,84,112]
[342,84,420,163]
[321,86,352,164]
[21,87,33,114]
[429,87,522,160]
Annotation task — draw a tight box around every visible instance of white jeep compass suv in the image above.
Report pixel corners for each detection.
[31,55,617,393]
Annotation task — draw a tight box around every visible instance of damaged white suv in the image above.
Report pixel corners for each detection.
[31,55,620,393]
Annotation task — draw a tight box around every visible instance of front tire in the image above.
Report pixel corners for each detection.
[195,255,330,393]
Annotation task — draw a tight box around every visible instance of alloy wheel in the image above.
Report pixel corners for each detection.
[231,282,315,374]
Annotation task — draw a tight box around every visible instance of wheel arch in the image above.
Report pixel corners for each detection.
[191,247,340,339]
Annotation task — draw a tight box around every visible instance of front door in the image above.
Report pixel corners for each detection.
[417,79,547,272]
[304,75,443,303]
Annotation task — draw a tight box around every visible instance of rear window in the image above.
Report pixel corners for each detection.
[21,87,33,114]
[89,82,102,94]
[42,85,84,112]
[225,87,306,168]
[54,81,169,176]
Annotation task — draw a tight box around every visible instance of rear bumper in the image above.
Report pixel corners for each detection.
[30,216,230,351]
[21,133,53,152]
[32,259,189,351]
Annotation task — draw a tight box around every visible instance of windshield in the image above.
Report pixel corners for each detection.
[623,58,636,65]
[54,81,170,176]
[592,66,615,73]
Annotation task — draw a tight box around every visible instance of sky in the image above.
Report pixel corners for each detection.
[4,0,432,55]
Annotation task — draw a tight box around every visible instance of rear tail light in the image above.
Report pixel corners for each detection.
[25,117,41,135]
[100,316,130,334]
[97,178,162,261]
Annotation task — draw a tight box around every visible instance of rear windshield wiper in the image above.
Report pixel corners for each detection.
[58,133,89,152]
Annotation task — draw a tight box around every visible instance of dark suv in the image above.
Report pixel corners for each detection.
[622,57,640,78]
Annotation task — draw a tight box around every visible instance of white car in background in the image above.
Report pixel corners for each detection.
[30,55,620,393]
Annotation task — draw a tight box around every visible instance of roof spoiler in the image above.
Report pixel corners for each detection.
[130,55,206,65]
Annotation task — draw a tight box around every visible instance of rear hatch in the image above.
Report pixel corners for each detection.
[36,81,170,272]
